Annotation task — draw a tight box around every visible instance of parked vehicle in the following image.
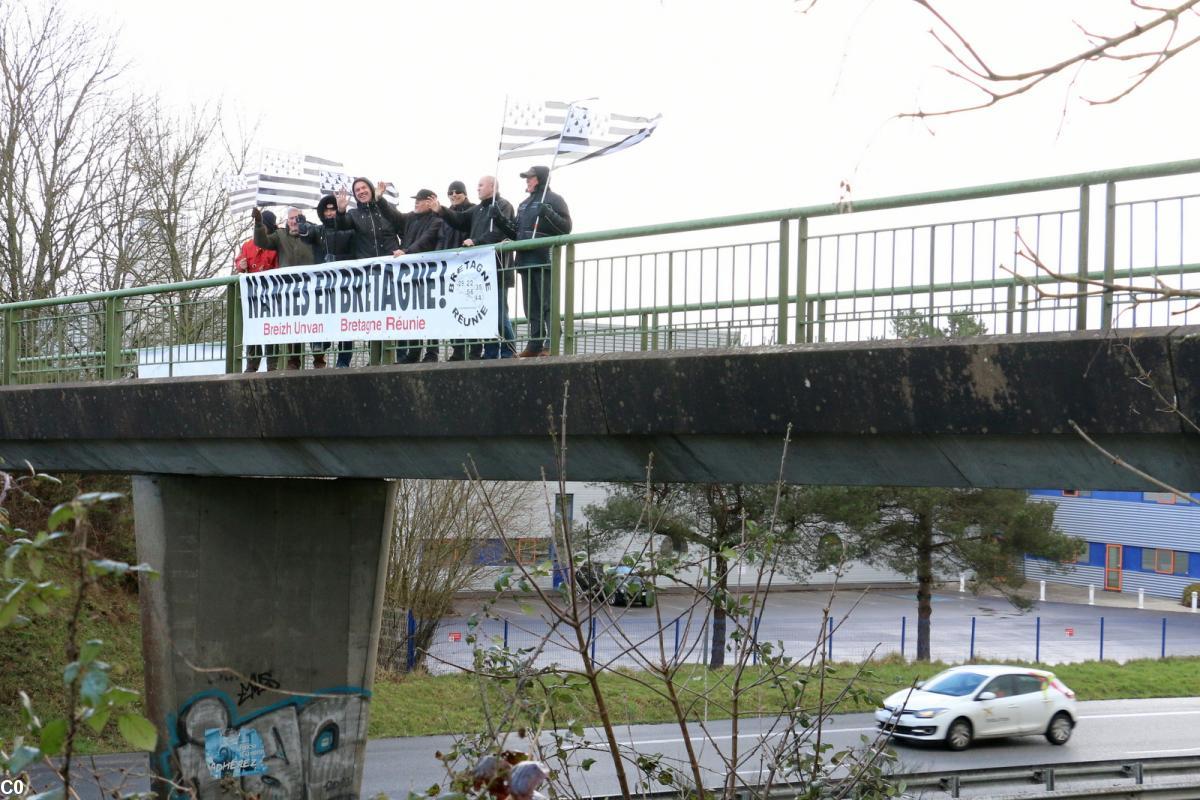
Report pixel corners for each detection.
[573,563,656,607]
[611,565,655,607]
[875,664,1077,751]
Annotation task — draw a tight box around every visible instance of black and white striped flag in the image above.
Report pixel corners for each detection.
[553,105,661,167]
[496,99,571,161]
[227,150,400,215]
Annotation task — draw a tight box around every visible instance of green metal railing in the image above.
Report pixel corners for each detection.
[2,158,1198,384]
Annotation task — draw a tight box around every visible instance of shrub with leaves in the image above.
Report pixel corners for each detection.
[1,470,157,799]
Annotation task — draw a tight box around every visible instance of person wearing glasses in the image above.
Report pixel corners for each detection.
[441,180,482,361]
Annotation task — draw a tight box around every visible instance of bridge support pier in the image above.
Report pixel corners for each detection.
[132,475,396,800]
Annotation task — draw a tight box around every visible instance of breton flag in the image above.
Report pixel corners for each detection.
[226,150,400,215]
[496,98,571,161]
[553,104,661,168]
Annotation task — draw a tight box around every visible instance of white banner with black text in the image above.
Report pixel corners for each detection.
[239,247,498,345]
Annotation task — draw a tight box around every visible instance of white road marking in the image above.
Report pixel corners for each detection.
[1081,710,1200,720]
[632,727,875,746]
[1127,747,1200,755]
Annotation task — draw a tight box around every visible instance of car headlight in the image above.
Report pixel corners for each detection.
[912,708,947,719]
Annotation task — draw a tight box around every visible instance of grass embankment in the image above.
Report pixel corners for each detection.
[368,656,1200,739]
[0,560,145,754]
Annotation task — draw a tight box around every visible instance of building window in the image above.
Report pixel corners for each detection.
[1061,489,1092,497]
[513,537,550,566]
[1144,492,1178,504]
[1141,548,1192,575]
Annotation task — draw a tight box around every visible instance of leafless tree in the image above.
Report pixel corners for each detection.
[907,0,1200,118]
[0,0,126,304]
[382,479,536,672]
[798,0,1199,118]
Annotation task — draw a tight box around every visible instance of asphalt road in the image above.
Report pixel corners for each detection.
[26,697,1200,799]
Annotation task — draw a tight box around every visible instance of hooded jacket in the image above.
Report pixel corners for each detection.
[335,179,405,259]
[303,195,356,263]
[493,180,571,269]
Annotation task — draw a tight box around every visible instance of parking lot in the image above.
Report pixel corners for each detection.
[414,583,1200,673]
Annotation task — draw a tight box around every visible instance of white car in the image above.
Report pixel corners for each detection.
[875,664,1077,751]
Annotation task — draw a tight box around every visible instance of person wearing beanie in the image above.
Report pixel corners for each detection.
[431,175,518,359]
[299,194,357,367]
[233,209,279,373]
[440,180,480,361]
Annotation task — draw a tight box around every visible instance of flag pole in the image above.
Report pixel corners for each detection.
[490,94,510,233]
[532,96,593,238]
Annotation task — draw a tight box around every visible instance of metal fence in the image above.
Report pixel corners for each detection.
[2,158,1199,384]
[388,606,1200,675]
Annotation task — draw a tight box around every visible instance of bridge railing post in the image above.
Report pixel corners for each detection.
[794,217,808,344]
[224,282,242,374]
[549,245,563,356]
[563,243,576,355]
[1101,181,1117,329]
[2,308,16,385]
[103,295,124,380]
[777,218,790,345]
[1076,184,1090,330]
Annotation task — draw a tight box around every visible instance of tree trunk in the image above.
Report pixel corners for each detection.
[916,511,934,662]
[709,551,728,668]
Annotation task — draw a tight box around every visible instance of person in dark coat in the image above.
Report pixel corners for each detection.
[439,180,480,361]
[396,189,445,363]
[302,194,356,366]
[335,177,405,259]
[492,165,571,356]
[252,206,317,369]
[335,178,406,362]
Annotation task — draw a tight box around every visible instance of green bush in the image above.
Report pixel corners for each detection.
[1181,583,1200,607]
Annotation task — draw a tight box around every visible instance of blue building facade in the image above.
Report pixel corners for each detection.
[1024,490,1200,600]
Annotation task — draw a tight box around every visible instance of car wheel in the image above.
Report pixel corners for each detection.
[945,718,973,751]
[613,592,627,607]
[1045,712,1073,745]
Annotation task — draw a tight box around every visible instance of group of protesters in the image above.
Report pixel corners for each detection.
[233,165,572,371]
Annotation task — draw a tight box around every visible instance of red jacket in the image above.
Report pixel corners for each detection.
[233,238,278,273]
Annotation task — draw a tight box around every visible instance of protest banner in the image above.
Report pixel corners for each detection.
[239,246,497,345]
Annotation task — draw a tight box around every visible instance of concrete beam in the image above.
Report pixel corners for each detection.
[134,476,395,799]
[0,327,1197,489]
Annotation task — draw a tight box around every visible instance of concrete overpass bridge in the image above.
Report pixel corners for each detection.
[2,160,1198,799]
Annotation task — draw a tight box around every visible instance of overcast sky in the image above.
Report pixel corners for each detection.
[67,0,1197,235]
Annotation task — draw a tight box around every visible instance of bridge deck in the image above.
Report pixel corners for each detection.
[0,327,1195,488]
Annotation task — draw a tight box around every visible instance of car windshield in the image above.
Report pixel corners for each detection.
[923,670,989,697]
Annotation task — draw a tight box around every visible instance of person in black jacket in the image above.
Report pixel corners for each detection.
[396,189,446,363]
[433,175,517,359]
[492,165,571,357]
[335,178,406,362]
[439,180,473,250]
[335,177,405,259]
[302,194,357,367]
